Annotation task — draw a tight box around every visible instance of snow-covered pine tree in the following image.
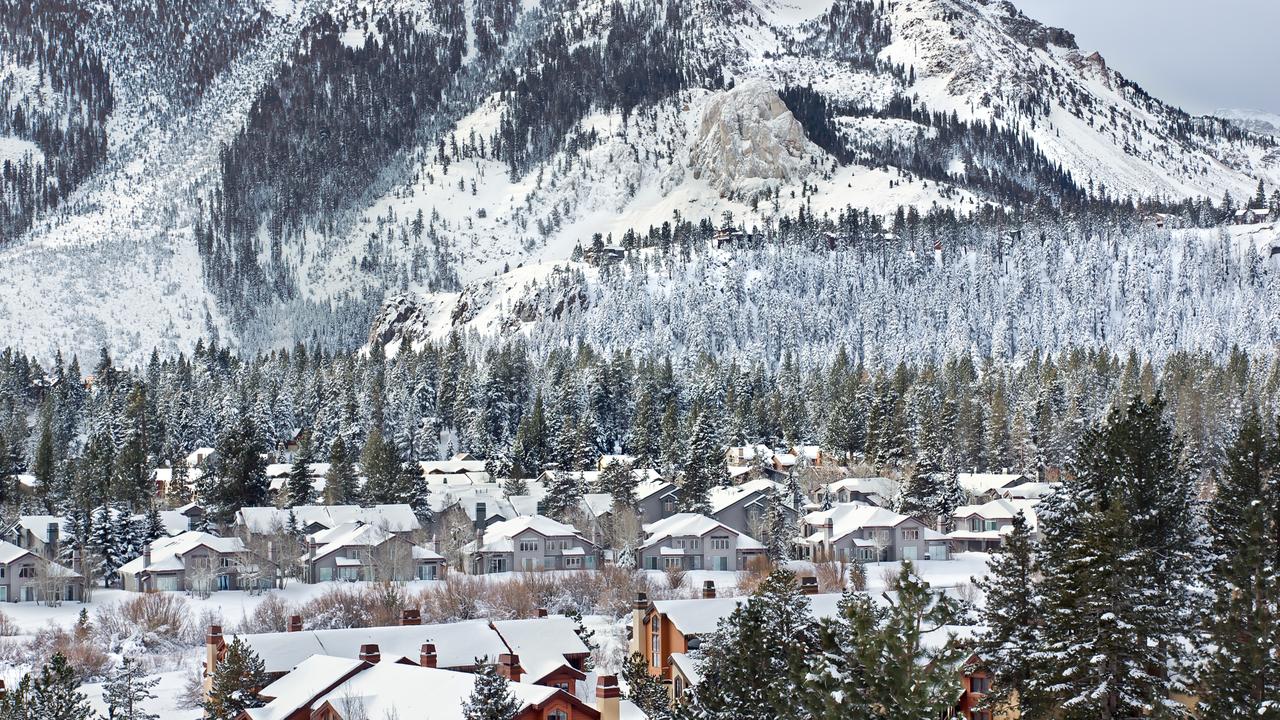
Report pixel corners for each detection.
[164,454,189,508]
[360,427,399,504]
[801,564,965,719]
[323,437,358,505]
[543,472,584,523]
[895,449,943,528]
[622,651,671,720]
[403,461,433,524]
[1030,396,1202,719]
[680,570,815,720]
[460,659,521,720]
[202,637,267,720]
[29,652,96,720]
[759,489,790,562]
[598,459,637,508]
[678,410,723,515]
[103,656,160,720]
[972,511,1043,717]
[90,504,123,586]
[285,438,316,507]
[1197,408,1280,718]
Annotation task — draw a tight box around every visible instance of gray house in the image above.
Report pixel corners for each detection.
[118,531,249,593]
[463,515,600,574]
[708,479,797,537]
[634,478,679,524]
[796,504,950,563]
[947,499,1041,552]
[8,515,67,562]
[0,540,83,603]
[302,521,445,582]
[636,513,766,571]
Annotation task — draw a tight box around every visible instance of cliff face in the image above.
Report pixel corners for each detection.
[688,80,822,198]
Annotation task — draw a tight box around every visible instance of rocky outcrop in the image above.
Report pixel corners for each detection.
[688,80,820,198]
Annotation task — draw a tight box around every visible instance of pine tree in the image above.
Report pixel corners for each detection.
[361,427,400,504]
[679,410,723,514]
[1197,409,1280,718]
[599,459,637,508]
[164,454,190,508]
[404,462,433,523]
[800,564,965,720]
[103,657,160,720]
[204,413,269,525]
[680,570,815,720]
[202,637,267,720]
[460,659,521,720]
[543,472,584,522]
[502,476,529,497]
[29,652,96,720]
[1030,396,1201,719]
[973,511,1042,717]
[759,489,790,562]
[622,651,671,720]
[323,437,359,505]
[285,438,316,507]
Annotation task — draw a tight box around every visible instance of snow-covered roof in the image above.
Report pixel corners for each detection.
[952,499,1040,531]
[235,620,509,674]
[0,540,35,565]
[307,660,558,720]
[634,477,676,502]
[708,479,783,514]
[956,472,1030,496]
[791,445,821,460]
[640,513,763,550]
[598,454,635,468]
[652,592,844,636]
[304,522,405,562]
[822,477,898,504]
[1000,482,1056,500]
[247,655,364,720]
[802,504,946,543]
[13,514,67,539]
[118,531,245,575]
[236,505,419,534]
[491,616,589,684]
[669,652,703,684]
[419,458,488,475]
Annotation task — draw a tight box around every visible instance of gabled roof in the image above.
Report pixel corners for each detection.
[652,593,844,636]
[234,620,509,674]
[419,459,488,475]
[0,540,36,565]
[306,661,567,720]
[956,472,1031,496]
[118,531,245,575]
[491,616,590,684]
[801,504,947,543]
[708,479,784,514]
[237,505,420,534]
[822,477,897,504]
[304,522,400,562]
[635,477,677,502]
[951,499,1040,530]
[247,655,365,720]
[640,513,764,551]
[462,515,593,554]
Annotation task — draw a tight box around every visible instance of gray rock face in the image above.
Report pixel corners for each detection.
[688,80,820,198]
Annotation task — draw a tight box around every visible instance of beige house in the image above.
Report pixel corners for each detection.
[118,531,249,593]
[463,515,600,574]
[0,540,82,603]
[302,521,444,583]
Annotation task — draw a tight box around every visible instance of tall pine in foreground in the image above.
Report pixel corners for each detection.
[622,651,671,720]
[800,564,966,719]
[679,570,815,720]
[460,659,521,720]
[103,657,160,720]
[1030,395,1202,720]
[973,511,1042,717]
[203,637,267,720]
[1197,408,1280,718]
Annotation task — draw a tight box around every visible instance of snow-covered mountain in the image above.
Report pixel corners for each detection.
[0,0,1277,364]
[1216,108,1280,138]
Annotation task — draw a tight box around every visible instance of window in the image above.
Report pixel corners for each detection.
[318,567,333,582]
[662,499,676,513]
[902,529,919,540]
[565,556,582,568]
[673,539,684,549]
[664,557,683,569]
[519,540,539,553]
[710,536,730,550]
[0,566,6,578]
[969,518,983,532]
[417,564,437,581]
[857,547,875,561]
[651,618,661,667]
[985,520,999,531]
[971,676,990,693]
[547,711,568,720]
[18,565,34,579]
[553,681,569,691]
[674,676,685,696]
[689,539,700,550]
[220,556,232,567]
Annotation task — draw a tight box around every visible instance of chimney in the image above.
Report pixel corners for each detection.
[401,608,422,626]
[359,644,381,664]
[595,674,621,720]
[536,608,548,618]
[498,653,522,682]
[822,518,833,543]
[142,544,151,569]
[287,615,302,632]
[800,576,819,595]
[420,643,437,668]
[701,581,716,599]
[629,592,648,654]
[46,522,59,548]
[205,625,224,678]
[475,502,487,528]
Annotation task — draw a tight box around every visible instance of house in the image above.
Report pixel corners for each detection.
[492,615,592,695]
[118,531,249,593]
[419,454,490,484]
[583,243,628,266]
[820,477,897,507]
[725,444,771,466]
[947,500,1040,553]
[955,472,1034,503]
[242,653,607,720]
[302,521,444,583]
[8,515,67,561]
[796,504,950,563]
[187,447,216,469]
[235,505,420,538]
[597,454,636,471]
[1234,206,1272,224]
[263,462,331,498]
[634,477,680,524]
[636,513,766,571]
[788,445,824,466]
[0,540,83,603]
[708,479,797,536]
[463,515,601,574]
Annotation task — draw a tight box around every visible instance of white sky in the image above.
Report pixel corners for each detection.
[1012,0,1280,116]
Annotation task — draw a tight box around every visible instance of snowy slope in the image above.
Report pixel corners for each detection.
[0,0,1276,364]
